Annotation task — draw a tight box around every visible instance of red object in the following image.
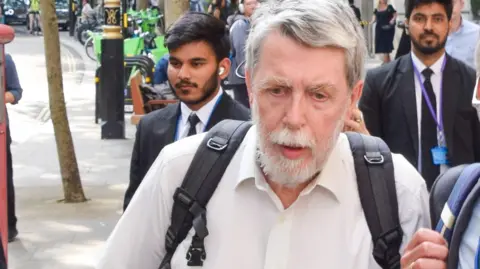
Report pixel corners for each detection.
[476,77,480,101]
[0,23,15,264]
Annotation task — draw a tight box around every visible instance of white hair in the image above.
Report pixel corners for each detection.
[245,0,367,89]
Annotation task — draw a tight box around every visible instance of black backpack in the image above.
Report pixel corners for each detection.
[159,120,403,269]
[430,163,480,269]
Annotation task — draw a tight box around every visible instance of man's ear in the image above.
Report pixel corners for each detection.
[218,58,231,80]
[351,80,363,108]
[404,18,409,35]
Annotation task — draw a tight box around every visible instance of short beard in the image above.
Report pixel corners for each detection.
[411,35,447,55]
[169,68,220,105]
[252,100,345,188]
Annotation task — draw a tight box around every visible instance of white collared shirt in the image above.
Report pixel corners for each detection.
[176,89,223,140]
[411,52,448,172]
[97,127,430,269]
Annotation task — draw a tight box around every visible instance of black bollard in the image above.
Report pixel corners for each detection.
[100,0,125,139]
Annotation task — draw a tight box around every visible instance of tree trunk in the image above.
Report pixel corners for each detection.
[164,0,189,29]
[40,0,87,203]
[136,0,148,11]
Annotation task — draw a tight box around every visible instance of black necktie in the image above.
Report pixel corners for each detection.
[420,67,439,189]
[187,113,200,137]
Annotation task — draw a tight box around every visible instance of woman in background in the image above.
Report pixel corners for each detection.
[370,0,397,64]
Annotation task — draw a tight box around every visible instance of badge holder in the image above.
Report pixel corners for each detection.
[431,131,449,165]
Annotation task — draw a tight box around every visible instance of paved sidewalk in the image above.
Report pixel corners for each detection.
[7,30,136,269]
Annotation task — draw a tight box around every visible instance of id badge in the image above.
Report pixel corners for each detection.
[431,146,449,165]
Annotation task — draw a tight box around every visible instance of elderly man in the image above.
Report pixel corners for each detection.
[97,0,442,268]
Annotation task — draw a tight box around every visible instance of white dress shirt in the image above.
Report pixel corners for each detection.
[411,52,448,173]
[97,127,431,269]
[176,89,223,140]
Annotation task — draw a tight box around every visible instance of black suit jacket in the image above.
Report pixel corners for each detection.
[360,54,480,187]
[123,93,250,210]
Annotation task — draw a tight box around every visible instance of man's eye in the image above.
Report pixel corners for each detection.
[192,62,204,67]
[170,62,181,68]
[311,92,327,101]
[269,88,284,95]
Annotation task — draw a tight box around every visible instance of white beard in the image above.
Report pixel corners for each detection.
[252,100,345,187]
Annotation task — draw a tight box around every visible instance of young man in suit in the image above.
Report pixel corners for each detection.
[360,0,480,189]
[123,12,250,210]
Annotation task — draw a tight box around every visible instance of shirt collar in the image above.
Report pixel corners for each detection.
[411,51,446,76]
[180,88,223,126]
[235,127,350,203]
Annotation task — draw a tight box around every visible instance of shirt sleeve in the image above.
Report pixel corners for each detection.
[5,54,23,104]
[391,153,432,254]
[96,149,173,269]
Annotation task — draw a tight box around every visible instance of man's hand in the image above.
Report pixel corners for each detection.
[4,92,14,104]
[343,107,370,135]
[401,228,448,269]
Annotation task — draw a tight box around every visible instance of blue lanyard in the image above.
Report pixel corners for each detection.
[174,92,223,141]
[411,56,447,133]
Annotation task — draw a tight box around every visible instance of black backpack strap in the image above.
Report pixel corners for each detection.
[345,132,403,269]
[159,120,252,269]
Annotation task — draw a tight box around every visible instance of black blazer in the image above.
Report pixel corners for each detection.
[359,54,480,187]
[123,93,250,210]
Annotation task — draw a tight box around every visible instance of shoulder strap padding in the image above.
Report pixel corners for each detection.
[345,132,403,269]
[447,182,480,269]
[160,119,252,269]
[429,165,468,226]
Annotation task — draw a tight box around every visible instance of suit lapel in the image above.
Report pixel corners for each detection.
[441,55,459,151]
[205,93,232,130]
[160,103,181,143]
[397,56,419,155]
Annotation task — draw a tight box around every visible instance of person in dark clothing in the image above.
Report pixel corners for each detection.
[4,54,23,243]
[348,0,362,24]
[395,28,411,59]
[123,12,250,211]
[369,0,397,64]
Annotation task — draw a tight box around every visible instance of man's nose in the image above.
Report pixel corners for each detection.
[424,18,433,31]
[284,93,307,130]
[177,66,191,80]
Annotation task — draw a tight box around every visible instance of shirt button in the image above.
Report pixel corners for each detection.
[278,215,285,223]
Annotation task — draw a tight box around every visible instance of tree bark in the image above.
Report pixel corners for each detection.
[136,0,148,11]
[164,0,189,29]
[40,0,87,203]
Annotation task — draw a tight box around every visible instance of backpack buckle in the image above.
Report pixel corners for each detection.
[206,137,228,151]
[364,152,385,164]
[173,187,194,208]
[186,236,206,266]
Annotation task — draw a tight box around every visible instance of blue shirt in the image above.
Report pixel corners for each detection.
[458,197,480,269]
[5,53,23,125]
[446,19,480,70]
[153,53,169,85]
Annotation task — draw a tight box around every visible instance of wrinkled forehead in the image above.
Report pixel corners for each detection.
[251,32,349,93]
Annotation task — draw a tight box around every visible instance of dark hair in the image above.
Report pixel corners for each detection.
[405,0,453,20]
[164,12,231,62]
[348,0,354,5]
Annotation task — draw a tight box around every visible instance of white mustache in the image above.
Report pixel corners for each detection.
[269,128,316,149]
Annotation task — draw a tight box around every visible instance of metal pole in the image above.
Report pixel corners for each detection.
[361,0,375,56]
[69,0,75,36]
[100,0,125,139]
[0,24,15,265]
[122,0,128,38]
